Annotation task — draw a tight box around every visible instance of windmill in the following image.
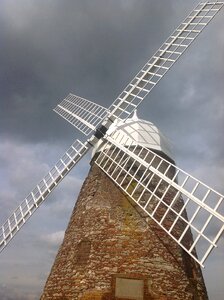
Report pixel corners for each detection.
[1,1,224,298]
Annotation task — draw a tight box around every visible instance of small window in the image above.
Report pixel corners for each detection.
[115,277,144,300]
[76,239,91,265]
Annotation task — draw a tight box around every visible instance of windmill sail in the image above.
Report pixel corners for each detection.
[108,1,224,120]
[95,131,224,266]
[0,139,91,253]
[54,93,109,136]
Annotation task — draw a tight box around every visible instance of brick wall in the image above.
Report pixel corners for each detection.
[41,163,208,300]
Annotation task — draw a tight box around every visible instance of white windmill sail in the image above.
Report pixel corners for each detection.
[108,1,224,119]
[54,93,109,136]
[95,130,224,267]
[0,139,91,253]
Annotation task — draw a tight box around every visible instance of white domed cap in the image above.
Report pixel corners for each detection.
[92,111,172,159]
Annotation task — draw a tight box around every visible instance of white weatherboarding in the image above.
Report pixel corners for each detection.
[1,1,224,267]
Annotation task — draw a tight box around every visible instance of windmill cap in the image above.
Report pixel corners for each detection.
[92,111,173,160]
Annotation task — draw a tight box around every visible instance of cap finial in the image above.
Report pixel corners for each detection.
[132,110,138,121]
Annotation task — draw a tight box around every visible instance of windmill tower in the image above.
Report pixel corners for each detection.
[41,114,208,299]
[0,1,224,300]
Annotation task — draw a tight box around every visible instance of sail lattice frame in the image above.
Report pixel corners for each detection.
[108,1,224,120]
[54,93,109,136]
[0,139,91,253]
[95,131,224,266]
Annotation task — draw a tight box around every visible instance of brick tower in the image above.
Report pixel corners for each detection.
[41,115,208,300]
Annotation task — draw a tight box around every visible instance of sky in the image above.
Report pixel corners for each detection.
[0,0,223,299]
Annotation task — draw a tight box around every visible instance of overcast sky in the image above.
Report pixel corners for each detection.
[0,1,223,299]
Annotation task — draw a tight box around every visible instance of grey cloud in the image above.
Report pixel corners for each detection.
[39,231,65,250]
[0,0,193,142]
[0,1,223,299]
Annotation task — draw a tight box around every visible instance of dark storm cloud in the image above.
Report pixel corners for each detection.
[0,0,195,143]
[0,1,223,299]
